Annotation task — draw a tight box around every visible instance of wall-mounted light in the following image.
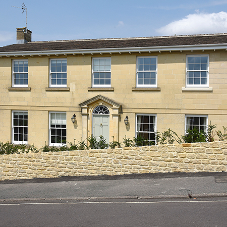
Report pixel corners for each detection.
[124,116,129,125]
[71,114,76,124]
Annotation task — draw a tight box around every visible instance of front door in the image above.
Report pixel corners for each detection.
[92,105,110,143]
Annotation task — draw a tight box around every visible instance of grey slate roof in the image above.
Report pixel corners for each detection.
[1,34,227,52]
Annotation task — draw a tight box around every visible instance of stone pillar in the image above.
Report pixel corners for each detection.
[111,106,120,142]
[81,106,88,141]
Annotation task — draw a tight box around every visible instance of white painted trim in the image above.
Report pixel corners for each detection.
[182,87,213,91]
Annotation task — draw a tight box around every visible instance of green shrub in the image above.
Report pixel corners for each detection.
[217,126,227,141]
[109,141,121,149]
[123,137,134,147]
[207,123,216,142]
[182,128,206,143]
[133,135,149,146]
[87,135,108,149]
[0,142,38,154]
[156,129,182,144]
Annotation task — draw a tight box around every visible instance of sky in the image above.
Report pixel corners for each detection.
[1,0,227,47]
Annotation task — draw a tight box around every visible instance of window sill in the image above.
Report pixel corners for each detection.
[182,87,213,92]
[132,87,161,92]
[45,87,70,92]
[8,87,31,91]
[88,87,114,92]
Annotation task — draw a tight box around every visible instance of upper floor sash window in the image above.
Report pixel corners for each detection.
[92,58,111,87]
[137,57,157,87]
[186,55,209,87]
[12,60,28,87]
[50,59,67,87]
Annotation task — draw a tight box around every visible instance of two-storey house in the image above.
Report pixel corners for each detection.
[0,28,227,148]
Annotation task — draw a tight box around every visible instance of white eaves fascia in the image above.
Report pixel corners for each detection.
[1,43,227,57]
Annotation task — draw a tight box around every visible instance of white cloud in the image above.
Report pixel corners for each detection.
[157,11,227,36]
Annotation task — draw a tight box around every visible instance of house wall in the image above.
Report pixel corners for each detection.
[0,141,227,181]
[0,50,227,148]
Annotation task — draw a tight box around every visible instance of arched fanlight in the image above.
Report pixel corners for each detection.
[93,105,110,115]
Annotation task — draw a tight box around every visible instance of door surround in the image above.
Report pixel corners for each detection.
[79,95,121,143]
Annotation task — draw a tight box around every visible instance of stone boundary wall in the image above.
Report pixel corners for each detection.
[1,141,227,181]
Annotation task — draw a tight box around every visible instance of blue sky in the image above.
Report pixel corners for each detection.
[1,0,227,47]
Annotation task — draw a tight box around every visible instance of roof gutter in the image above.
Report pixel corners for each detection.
[1,43,227,57]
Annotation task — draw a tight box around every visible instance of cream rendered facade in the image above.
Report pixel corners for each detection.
[1,33,227,148]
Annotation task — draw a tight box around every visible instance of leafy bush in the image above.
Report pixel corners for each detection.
[109,141,121,149]
[0,142,38,154]
[133,135,150,146]
[182,128,207,143]
[123,137,134,147]
[87,135,108,149]
[207,123,216,142]
[156,128,182,145]
[0,123,224,154]
[217,126,227,141]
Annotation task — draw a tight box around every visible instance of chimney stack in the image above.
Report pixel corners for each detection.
[16,27,32,44]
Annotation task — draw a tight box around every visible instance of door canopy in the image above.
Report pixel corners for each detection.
[79,95,121,109]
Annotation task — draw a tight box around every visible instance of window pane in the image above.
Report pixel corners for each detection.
[188,57,194,64]
[93,58,111,86]
[138,58,144,64]
[138,65,144,71]
[13,111,28,143]
[51,60,56,72]
[136,115,156,144]
[137,58,156,86]
[50,60,67,86]
[106,79,111,85]
[201,57,207,64]
[187,56,208,86]
[194,57,201,63]
[50,112,66,145]
[62,60,67,72]
[138,78,143,84]
[186,116,207,133]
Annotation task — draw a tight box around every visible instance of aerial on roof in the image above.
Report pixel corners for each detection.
[1,33,227,55]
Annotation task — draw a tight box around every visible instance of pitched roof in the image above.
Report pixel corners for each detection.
[1,34,227,53]
[0,33,227,56]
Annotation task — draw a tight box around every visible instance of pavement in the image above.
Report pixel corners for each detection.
[0,172,227,201]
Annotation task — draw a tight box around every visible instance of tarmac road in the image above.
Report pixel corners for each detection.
[1,172,227,226]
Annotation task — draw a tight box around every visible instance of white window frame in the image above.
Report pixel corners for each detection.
[49,59,67,87]
[49,112,67,146]
[186,55,209,88]
[136,56,157,87]
[92,57,111,87]
[12,111,28,144]
[185,115,208,133]
[135,114,157,144]
[12,59,28,87]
